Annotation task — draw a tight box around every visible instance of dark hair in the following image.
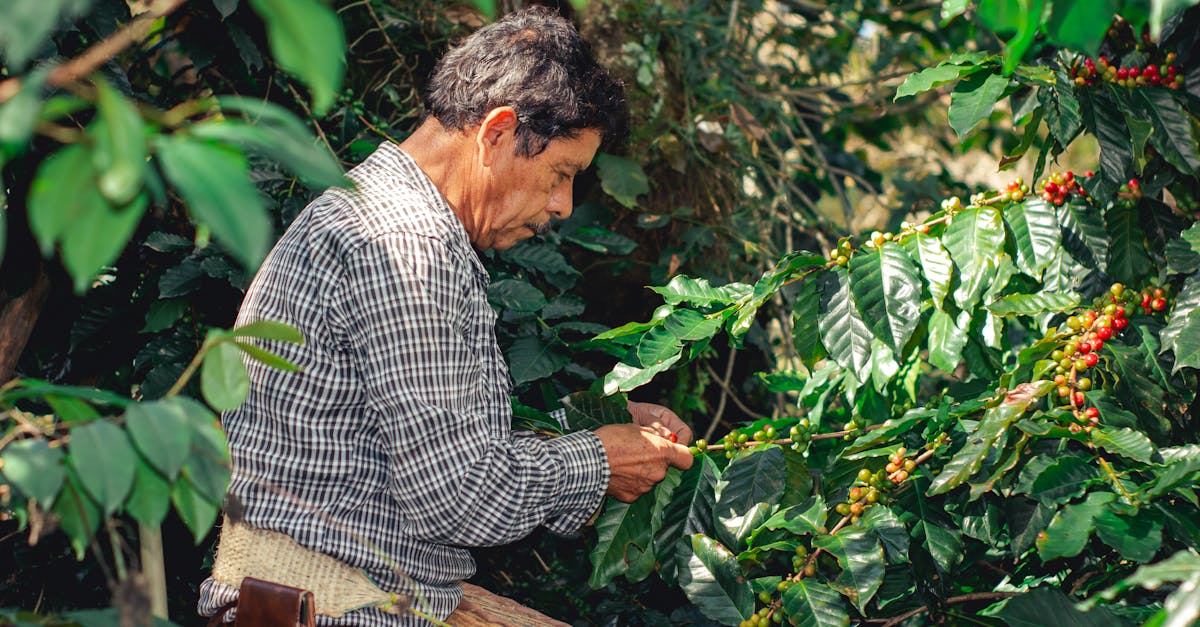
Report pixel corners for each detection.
[423,6,629,157]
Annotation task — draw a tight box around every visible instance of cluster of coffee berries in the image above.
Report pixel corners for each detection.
[738,602,783,626]
[1045,283,1138,430]
[697,419,819,458]
[1038,170,1088,206]
[1072,54,1184,89]
[941,196,964,212]
[834,481,882,524]
[1138,285,1169,314]
[827,237,853,266]
[788,545,815,576]
[1002,177,1029,202]
[1117,178,1142,209]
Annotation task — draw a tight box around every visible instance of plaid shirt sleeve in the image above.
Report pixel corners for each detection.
[338,231,609,545]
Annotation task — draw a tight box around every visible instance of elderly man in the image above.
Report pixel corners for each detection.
[198,6,693,626]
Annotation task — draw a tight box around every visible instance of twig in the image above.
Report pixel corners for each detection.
[285,82,337,159]
[707,353,736,439]
[0,0,189,105]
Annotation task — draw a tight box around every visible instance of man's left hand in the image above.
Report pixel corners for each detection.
[627,401,693,446]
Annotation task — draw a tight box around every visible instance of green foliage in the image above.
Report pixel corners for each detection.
[572,4,1200,623]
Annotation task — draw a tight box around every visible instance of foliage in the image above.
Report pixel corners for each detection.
[568,2,1200,625]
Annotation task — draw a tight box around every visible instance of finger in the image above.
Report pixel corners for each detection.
[673,423,695,445]
[666,442,694,470]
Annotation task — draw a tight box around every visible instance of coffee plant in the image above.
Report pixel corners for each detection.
[552,2,1200,625]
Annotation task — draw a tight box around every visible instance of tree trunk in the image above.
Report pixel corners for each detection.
[0,268,49,383]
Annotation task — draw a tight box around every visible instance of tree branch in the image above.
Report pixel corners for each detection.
[0,0,189,105]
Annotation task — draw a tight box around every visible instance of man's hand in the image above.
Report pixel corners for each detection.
[594,423,694,502]
[627,401,693,445]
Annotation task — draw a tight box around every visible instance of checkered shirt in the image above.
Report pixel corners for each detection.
[197,142,610,625]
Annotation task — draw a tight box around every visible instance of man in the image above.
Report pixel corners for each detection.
[198,6,694,625]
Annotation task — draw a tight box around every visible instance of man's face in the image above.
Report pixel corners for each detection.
[474,128,601,251]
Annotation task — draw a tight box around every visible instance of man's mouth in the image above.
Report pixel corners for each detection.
[527,222,551,235]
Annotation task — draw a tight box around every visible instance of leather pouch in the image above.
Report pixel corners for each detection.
[207,577,315,627]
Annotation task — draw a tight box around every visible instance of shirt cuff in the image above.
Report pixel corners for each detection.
[541,430,609,536]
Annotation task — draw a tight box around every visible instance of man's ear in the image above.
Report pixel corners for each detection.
[477,106,519,167]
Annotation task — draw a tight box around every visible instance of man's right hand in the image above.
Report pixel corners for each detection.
[594,423,694,502]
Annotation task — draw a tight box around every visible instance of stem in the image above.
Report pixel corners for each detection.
[1098,456,1137,503]
[106,522,128,582]
[140,523,169,618]
[164,338,211,398]
[0,0,190,105]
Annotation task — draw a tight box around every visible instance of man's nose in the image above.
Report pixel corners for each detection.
[548,181,574,220]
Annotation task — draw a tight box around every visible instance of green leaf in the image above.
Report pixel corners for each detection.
[1043,0,1120,55]
[1137,89,1200,173]
[1004,199,1062,278]
[657,455,719,584]
[0,0,93,71]
[908,231,954,310]
[995,586,1126,627]
[1038,73,1084,145]
[948,71,1009,138]
[247,0,345,115]
[944,206,1005,310]
[154,136,270,269]
[234,341,302,373]
[68,420,136,516]
[588,494,659,588]
[927,308,970,372]
[594,153,649,208]
[781,578,850,627]
[61,192,148,293]
[190,118,346,190]
[986,291,1080,316]
[859,506,910,564]
[0,67,48,157]
[1058,197,1110,273]
[1104,203,1151,286]
[663,308,723,342]
[602,353,681,395]
[1098,549,1200,600]
[560,391,630,431]
[928,381,1051,495]
[123,398,200,480]
[27,144,93,255]
[761,495,827,536]
[1164,307,1200,373]
[791,276,827,368]
[715,446,786,549]
[124,456,171,528]
[53,468,101,560]
[91,78,146,205]
[817,267,874,381]
[1095,508,1164,562]
[813,527,885,613]
[487,278,547,313]
[650,274,750,308]
[171,475,220,542]
[1016,454,1098,506]
[1092,88,1133,186]
[848,242,921,354]
[1038,491,1116,560]
[1008,497,1055,555]
[142,298,188,333]
[505,336,568,385]
[562,226,637,255]
[1160,272,1200,361]
[895,63,972,100]
[0,439,65,506]
[677,534,755,624]
[201,340,250,411]
[1091,427,1158,464]
[635,325,683,367]
[232,320,304,343]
